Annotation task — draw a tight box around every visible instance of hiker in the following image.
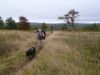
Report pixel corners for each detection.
[42,30,46,40]
[37,29,45,48]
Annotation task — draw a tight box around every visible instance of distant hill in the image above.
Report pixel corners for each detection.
[30,22,100,30]
[31,22,100,26]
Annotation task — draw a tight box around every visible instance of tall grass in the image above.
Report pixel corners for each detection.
[0,30,37,75]
[65,32,100,75]
[0,30,35,55]
[0,31,99,75]
[16,31,100,75]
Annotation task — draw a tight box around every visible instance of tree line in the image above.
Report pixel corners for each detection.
[0,9,79,30]
[0,9,100,31]
[0,16,31,30]
[0,16,49,31]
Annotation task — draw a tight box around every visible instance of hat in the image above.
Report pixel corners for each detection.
[38,29,41,31]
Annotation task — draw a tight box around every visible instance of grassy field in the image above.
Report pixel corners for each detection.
[0,30,100,75]
[0,30,38,75]
[16,31,100,75]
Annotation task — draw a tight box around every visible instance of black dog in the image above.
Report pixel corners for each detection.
[26,47,36,60]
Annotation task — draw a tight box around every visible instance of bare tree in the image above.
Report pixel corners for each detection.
[58,9,79,28]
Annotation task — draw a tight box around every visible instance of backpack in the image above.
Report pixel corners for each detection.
[38,32,45,40]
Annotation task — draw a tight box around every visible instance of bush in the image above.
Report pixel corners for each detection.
[83,24,99,31]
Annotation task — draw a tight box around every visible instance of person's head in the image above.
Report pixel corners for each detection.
[38,29,42,32]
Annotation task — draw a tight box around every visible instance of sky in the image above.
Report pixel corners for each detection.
[0,0,100,23]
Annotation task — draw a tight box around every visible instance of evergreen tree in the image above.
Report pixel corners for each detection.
[41,22,48,30]
[0,17,5,29]
[5,17,17,29]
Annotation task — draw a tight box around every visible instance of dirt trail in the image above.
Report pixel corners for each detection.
[15,32,53,75]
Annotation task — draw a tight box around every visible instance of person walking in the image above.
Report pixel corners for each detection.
[37,29,45,49]
[42,30,46,40]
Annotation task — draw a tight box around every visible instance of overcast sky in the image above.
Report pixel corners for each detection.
[0,0,100,23]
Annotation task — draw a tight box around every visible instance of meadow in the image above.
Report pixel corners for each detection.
[0,30,100,75]
[0,30,37,75]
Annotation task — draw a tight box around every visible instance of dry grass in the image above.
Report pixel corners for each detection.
[0,30,100,75]
[0,30,36,55]
[0,30,37,75]
[16,31,100,75]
